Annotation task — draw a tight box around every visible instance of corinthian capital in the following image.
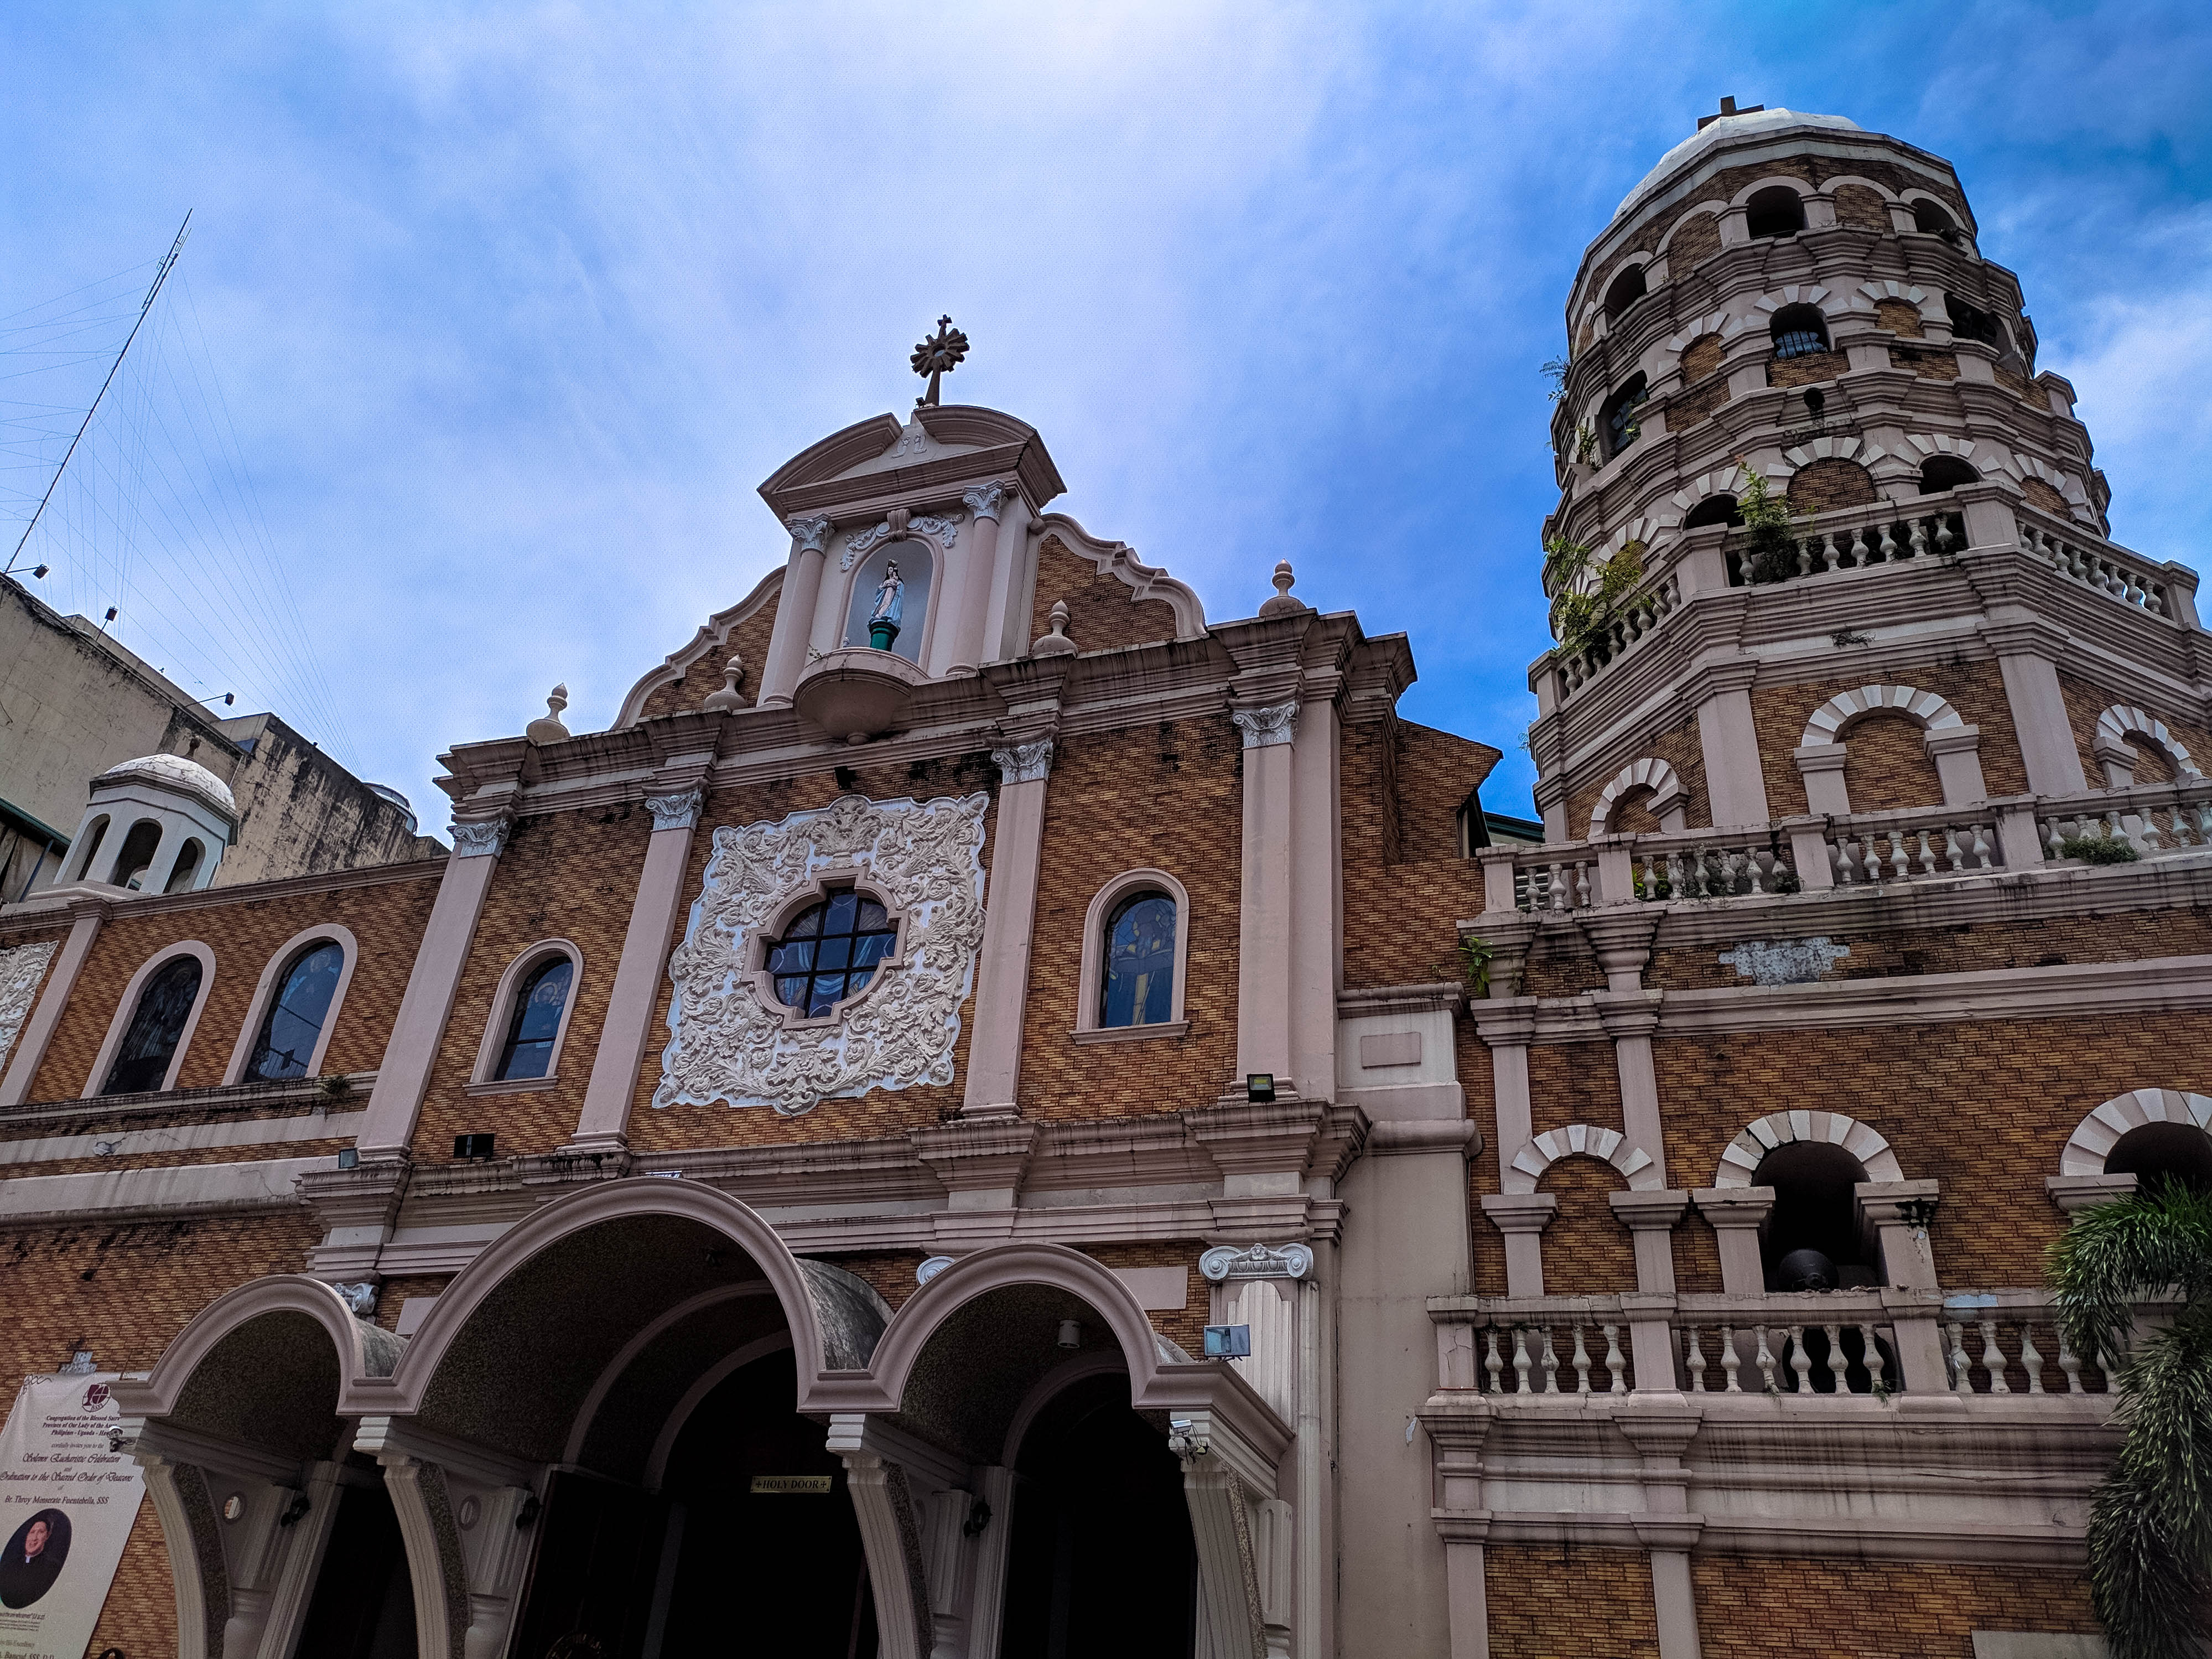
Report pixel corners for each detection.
[990,740,1053,784]
[787,515,833,554]
[1230,700,1299,749]
[644,789,703,831]
[449,817,511,859]
[962,482,1005,522]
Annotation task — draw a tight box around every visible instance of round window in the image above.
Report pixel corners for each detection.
[766,891,897,1018]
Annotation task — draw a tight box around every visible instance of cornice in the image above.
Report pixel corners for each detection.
[0,854,444,928]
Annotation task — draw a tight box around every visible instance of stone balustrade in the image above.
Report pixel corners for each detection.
[2014,506,2172,616]
[1725,501,1967,588]
[1554,568,1681,698]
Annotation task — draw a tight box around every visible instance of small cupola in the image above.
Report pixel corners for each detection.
[56,753,236,895]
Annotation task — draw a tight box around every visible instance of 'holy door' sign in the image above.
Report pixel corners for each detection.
[749,1475,833,1495]
[0,1375,146,1659]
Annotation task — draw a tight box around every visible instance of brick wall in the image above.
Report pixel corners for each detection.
[1017,718,1240,1120]
[1078,1240,1210,1357]
[1770,350,1852,392]
[1668,372,1731,432]
[1876,299,1925,338]
[635,580,783,719]
[1751,660,2029,820]
[2059,672,2212,785]
[28,874,439,1103]
[1396,722,1502,863]
[626,752,1000,1154]
[1030,537,1181,653]
[1652,1012,2212,1286]
[372,1273,451,1331]
[1538,1155,1638,1295]
[1528,1041,1623,1139]
[1666,213,1721,271]
[1459,1020,1507,1294]
[2021,479,2071,518]
[1841,712,1946,813]
[1340,722,1487,993]
[1890,345,1960,381]
[1691,1555,2097,1656]
[1486,1542,1660,1659]
[1832,183,1891,232]
[1567,714,1709,836]
[1783,457,1877,511]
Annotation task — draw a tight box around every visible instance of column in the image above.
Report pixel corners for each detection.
[1925,727,1989,805]
[568,779,707,1154]
[952,483,1005,675]
[1611,1191,1691,1388]
[0,895,106,1106]
[755,515,833,707]
[1289,688,1342,1105]
[965,1465,1017,1659]
[960,740,1052,1118]
[1994,645,2089,795]
[1580,910,1666,1176]
[1232,699,1299,1087]
[355,818,508,1160]
[826,1416,933,1659]
[1616,1407,1704,1659]
[1694,662,1773,826]
[1856,1179,1941,1288]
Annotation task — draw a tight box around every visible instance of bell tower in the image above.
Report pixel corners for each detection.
[1526,102,2203,849]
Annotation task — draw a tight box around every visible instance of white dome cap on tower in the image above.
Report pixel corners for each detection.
[92,753,238,822]
[1611,107,1863,226]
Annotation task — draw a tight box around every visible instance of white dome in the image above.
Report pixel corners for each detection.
[92,753,238,820]
[1611,107,1863,227]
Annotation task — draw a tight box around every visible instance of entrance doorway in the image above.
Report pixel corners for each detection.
[999,1370,1195,1658]
[294,1476,418,1659]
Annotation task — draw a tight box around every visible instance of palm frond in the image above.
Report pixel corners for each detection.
[2048,1185,2212,1368]
[2089,1303,2212,1656]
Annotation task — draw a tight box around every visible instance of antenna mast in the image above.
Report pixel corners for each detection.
[4,212,194,578]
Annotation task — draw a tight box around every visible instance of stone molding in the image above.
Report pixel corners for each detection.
[1713,1108,1903,1188]
[1200,1242,1315,1282]
[656,792,988,1116]
[645,789,703,831]
[842,510,963,572]
[1797,682,1967,749]
[1025,511,1209,640]
[2059,1087,2212,1177]
[1230,700,1299,749]
[1587,758,1689,836]
[2094,703,2199,779]
[1503,1124,1663,1194]
[989,740,1053,785]
[448,818,510,859]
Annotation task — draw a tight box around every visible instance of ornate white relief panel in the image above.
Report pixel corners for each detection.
[842,512,964,572]
[0,941,58,1068]
[655,792,989,1115]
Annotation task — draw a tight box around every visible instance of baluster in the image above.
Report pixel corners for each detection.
[1540,1329,1561,1393]
[1936,514,1957,554]
[2042,817,2066,860]
[1484,1329,1504,1393]
[1795,537,1814,577]
[1604,1325,1627,1394]
[1720,1325,1742,1393]
[1887,830,1910,882]
[1878,521,1898,561]
[1948,1321,1972,1392]
[2137,811,2166,852]
[1979,1319,2011,1393]
[1969,823,1995,868]
[1788,1325,1813,1392]
[1547,862,1567,913]
[1861,1325,1887,1393]
[1820,532,1841,572]
[1685,1326,1707,1392]
[1915,830,1939,877]
[2019,1326,2045,1394]
[1824,1323,1850,1392]
[1847,525,1870,567]
[1744,847,1768,895]
[1908,518,1929,559]
[2057,1329,2084,1394]
[1939,826,1966,873]
[1829,836,1855,887]
[1512,1328,1533,1394]
[1666,851,1687,895]
[1571,1324,1592,1394]
[1574,861,1593,908]
[2147,583,2167,618]
[1754,1326,1778,1391]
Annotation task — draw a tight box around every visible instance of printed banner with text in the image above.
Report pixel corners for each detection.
[0,1375,146,1659]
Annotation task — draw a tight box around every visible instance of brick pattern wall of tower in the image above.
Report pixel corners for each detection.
[27,872,440,1103]
[624,751,1000,1153]
[1664,212,1721,272]
[1079,1241,1209,1357]
[1668,372,1732,432]
[1840,712,1946,812]
[1783,457,1878,512]
[1396,722,1502,863]
[1770,350,1852,392]
[1538,1155,1638,1295]
[1567,714,1710,836]
[1340,720,1487,993]
[1750,659,2029,820]
[1029,537,1182,653]
[1017,718,1239,1121]
[1528,1041,1623,1138]
[1690,1556,2098,1655]
[1876,298,1925,337]
[1651,1012,2212,1287]
[413,803,658,1160]
[1891,345,1961,380]
[2059,672,2212,784]
[2021,478,2073,518]
[1832,183,1891,232]
[1484,1543,1661,1659]
[635,582,782,719]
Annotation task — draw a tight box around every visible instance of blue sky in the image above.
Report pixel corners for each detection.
[4,1,2209,830]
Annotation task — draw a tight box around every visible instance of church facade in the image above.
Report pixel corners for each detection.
[0,104,2201,1658]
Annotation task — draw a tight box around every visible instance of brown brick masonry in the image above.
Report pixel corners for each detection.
[1566,713,1709,837]
[2059,671,2212,787]
[636,579,782,720]
[1691,1555,2097,1656]
[1029,536,1181,654]
[1485,1542,1661,1659]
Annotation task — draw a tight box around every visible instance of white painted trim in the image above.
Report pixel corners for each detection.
[80,939,218,1098]
[1798,683,1967,748]
[222,924,361,1085]
[0,1108,364,1167]
[1074,868,1192,1033]
[1503,1123,1664,1194]
[1713,1109,1903,1188]
[469,939,584,1085]
[1731,177,1817,210]
[0,1154,332,1223]
[1588,758,1689,836]
[2059,1088,2212,1177]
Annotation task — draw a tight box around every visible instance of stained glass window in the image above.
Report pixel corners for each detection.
[246,942,346,1081]
[1101,893,1176,1028]
[495,957,574,1081]
[102,955,202,1095]
[767,891,897,1019]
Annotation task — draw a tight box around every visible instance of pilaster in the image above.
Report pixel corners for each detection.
[0,894,106,1106]
[1692,660,1772,827]
[960,730,1057,1119]
[756,515,833,707]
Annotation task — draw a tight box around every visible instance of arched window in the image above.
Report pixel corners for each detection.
[1918,455,1979,494]
[102,956,202,1095]
[766,890,896,1019]
[1910,199,1955,236]
[245,941,346,1081]
[163,839,205,895]
[2105,1123,2212,1197]
[1601,375,1647,460]
[110,820,162,889]
[1603,264,1647,323]
[1746,186,1806,240]
[1944,293,2003,347]
[72,817,109,882]
[1753,1141,1878,1292]
[1100,891,1177,1028]
[1683,494,1742,530]
[1769,304,1830,360]
[495,957,575,1080]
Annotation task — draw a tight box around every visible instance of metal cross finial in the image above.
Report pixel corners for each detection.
[910,314,969,407]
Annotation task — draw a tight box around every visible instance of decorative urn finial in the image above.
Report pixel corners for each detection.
[1033,599,1077,657]
[1259,559,1307,619]
[702,655,747,713]
[526,683,571,745]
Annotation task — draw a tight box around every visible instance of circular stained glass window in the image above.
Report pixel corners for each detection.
[767,890,897,1018]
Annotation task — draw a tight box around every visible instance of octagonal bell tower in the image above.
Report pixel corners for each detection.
[1526,101,2204,851]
